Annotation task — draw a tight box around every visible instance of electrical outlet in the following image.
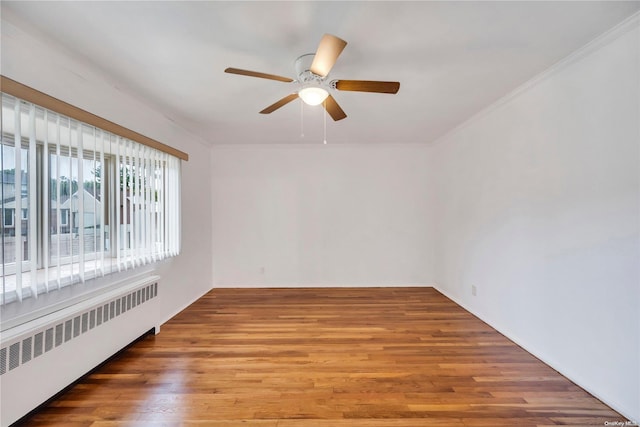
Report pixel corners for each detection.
[471,285,477,296]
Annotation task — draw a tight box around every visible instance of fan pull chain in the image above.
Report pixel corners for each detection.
[300,100,304,138]
[323,101,327,145]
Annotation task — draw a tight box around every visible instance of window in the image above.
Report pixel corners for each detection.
[3,208,14,227]
[1,93,182,305]
[60,209,69,227]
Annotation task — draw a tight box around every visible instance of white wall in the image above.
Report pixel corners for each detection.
[211,144,434,287]
[1,12,214,325]
[431,17,639,421]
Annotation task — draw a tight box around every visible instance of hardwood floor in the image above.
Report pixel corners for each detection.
[22,287,624,426]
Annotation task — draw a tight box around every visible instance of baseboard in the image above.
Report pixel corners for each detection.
[212,282,435,289]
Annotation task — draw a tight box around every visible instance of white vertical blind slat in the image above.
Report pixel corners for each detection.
[121,138,126,271]
[134,142,140,265]
[128,139,134,269]
[13,97,23,302]
[172,156,177,257]
[55,115,62,289]
[120,138,126,271]
[77,123,85,282]
[138,143,143,263]
[142,146,147,263]
[127,138,133,270]
[145,147,151,264]
[163,156,171,256]
[176,158,181,255]
[168,155,172,257]
[28,104,37,298]
[136,141,142,265]
[151,150,157,262]
[115,136,121,272]
[138,144,143,264]
[156,151,162,260]
[158,154,162,258]
[43,110,50,291]
[66,120,73,283]
[92,127,97,278]
[163,153,167,257]
[99,130,105,276]
[131,144,140,267]
[169,156,177,257]
[126,139,131,269]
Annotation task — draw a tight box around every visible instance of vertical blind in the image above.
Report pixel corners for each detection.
[0,93,181,304]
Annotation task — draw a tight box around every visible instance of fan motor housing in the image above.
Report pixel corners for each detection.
[295,53,325,84]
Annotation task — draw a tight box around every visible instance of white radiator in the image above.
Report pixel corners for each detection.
[0,275,161,426]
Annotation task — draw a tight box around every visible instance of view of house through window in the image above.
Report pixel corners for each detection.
[0,93,181,305]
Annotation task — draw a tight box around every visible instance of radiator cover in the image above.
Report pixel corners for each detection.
[0,276,161,426]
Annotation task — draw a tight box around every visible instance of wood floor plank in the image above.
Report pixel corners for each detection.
[18,287,629,426]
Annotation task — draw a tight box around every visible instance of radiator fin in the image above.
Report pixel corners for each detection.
[34,332,44,358]
[54,324,63,347]
[64,320,72,342]
[21,337,32,364]
[9,343,19,370]
[73,316,81,338]
[45,328,54,352]
[82,313,89,333]
[0,347,6,374]
[0,282,157,376]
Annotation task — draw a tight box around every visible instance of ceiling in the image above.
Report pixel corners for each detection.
[2,1,639,145]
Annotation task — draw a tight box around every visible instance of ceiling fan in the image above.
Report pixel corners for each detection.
[224,34,400,121]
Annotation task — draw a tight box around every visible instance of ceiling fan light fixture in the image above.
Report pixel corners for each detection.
[298,87,329,106]
[225,33,399,120]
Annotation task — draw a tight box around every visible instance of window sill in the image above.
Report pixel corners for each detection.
[0,261,165,332]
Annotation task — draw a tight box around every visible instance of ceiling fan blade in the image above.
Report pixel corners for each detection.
[334,80,400,94]
[323,95,347,121]
[260,94,299,114]
[225,67,293,83]
[310,34,347,77]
